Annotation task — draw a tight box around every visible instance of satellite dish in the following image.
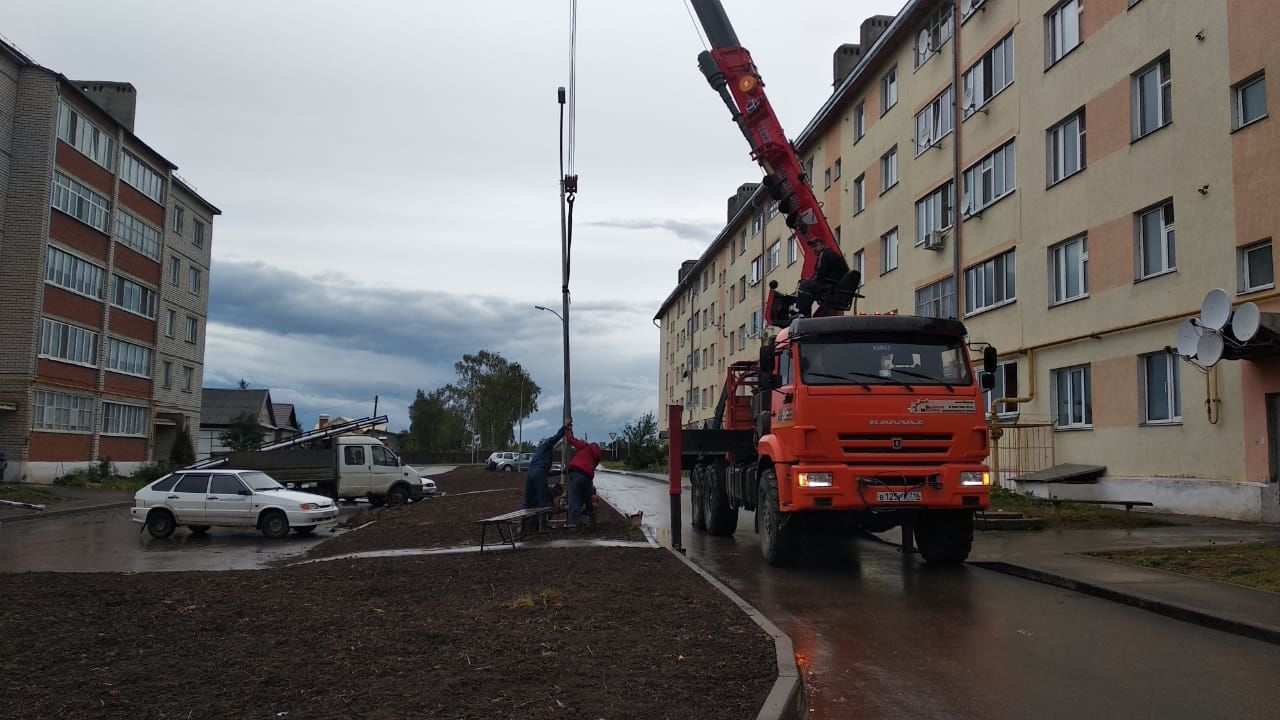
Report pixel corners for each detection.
[918,29,933,55]
[1175,319,1202,357]
[1200,288,1232,331]
[971,0,988,10]
[1197,331,1225,367]
[961,0,974,14]
[1232,302,1261,342]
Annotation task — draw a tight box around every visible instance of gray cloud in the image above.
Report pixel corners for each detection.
[583,218,724,243]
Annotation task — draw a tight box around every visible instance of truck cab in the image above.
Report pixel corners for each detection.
[334,436,422,505]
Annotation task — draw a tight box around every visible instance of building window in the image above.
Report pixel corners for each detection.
[193,220,206,248]
[51,171,111,233]
[964,33,1014,117]
[750,256,762,285]
[750,310,762,337]
[39,318,98,366]
[916,181,954,246]
[962,139,1016,214]
[1133,56,1172,139]
[854,102,866,141]
[915,86,954,156]
[984,362,1020,419]
[181,366,195,393]
[114,211,161,261]
[916,277,956,319]
[162,361,173,389]
[852,250,865,285]
[834,226,842,247]
[186,316,199,344]
[833,158,842,180]
[915,1,954,68]
[33,390,94,432]
[1050,235,1089,305]
[881,228,899,274]
[106,337,152,377]
[880,146,898,193]
[1047,110,1086,185]
[1239,240,1274,293]
[1046,0,1082,67]
[823,168,832,190]
[121,151,166,204]
[751,212,763,235]
[787,235,798,266]
[881,66,898,115]
[56,102,116,170]
[1140,352,1181,424]
[1136,200,1175,279]
[188,268,202,296]
[1051,364,1092,429]
[738,276,746,301]
[965,250,1016,316]
[854,174,866,213]
[45,245,104,299]
[729,331,736,354]
[102,401,149,437]
[165,309,176,338]
[111,275,158,318]
[766,241,781,273]
[1233,74,1267,130]
[169,257,181,285]
[738,325,746,351]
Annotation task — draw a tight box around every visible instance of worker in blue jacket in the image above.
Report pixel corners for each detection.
[522,423,567,511]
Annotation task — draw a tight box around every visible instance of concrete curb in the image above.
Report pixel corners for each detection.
[599,468,672,485]
[0,501,130,524]
[662,544,804,720]
[972,560,1280,646]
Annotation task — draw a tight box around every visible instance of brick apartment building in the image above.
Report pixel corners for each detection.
[0,38,218,483]
[655,0,1280,522]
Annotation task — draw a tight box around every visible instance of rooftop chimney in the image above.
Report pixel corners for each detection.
[678,260,699,283]
[726,182,761,222]
[860,15,894,51]
[832,44,863,87]
[318,414,330,429]
[72,81,137,132]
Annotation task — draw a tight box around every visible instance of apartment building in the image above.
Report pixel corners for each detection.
[0,39,219,482]
[655,0,1280,522]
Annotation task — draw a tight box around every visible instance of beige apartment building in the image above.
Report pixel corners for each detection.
[655,0,1280,522]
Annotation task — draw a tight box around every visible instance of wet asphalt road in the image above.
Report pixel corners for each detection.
[594,471,1280,720]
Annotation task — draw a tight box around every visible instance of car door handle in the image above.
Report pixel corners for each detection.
[206,496,218,500]
[167,495,179,499]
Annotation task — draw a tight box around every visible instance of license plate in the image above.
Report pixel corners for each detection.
[876,491,922,503]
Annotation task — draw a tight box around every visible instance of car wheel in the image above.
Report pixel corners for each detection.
[146,510,176,539]
[368,495,387,508]
[260,510,290,539]
[293,525,317,535]
[501,465,513,472]
[187,525,211,535]
[386,484,410,506]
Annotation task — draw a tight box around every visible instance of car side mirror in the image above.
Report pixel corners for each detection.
[238,489,252,496]
[980,371,996,391]
[983,346,998,375]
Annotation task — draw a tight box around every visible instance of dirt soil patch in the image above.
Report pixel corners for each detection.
[1092,543,1280,593]
[989,487,1173,530]
[1,549,776,719]
[308,467,643,560]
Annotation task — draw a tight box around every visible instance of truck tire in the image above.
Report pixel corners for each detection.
[690,467,708,531]
[260,510,290,539]
[705,463,738,537]
[914,510,974,565]
[386,484,410,506]
[757,466,796,566]
[368,495,387,508]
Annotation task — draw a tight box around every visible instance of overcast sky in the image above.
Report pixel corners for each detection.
[4,0,900,442]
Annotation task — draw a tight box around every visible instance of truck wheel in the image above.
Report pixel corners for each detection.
[914,510,974,565]
[690,467,708,531]
[705,463,738,537]
[368,495,387,508]
[146,510,176,539]
[757,467,795,567]
[386,484,410,506]
[260,510,290,539]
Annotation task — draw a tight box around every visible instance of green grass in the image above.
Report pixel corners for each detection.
[0,486,60,504]
[53,474,150,492]
[1092,544,1280,593]
[989,486,1171,530]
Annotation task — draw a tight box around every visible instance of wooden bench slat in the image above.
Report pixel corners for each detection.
[476,507,555,524]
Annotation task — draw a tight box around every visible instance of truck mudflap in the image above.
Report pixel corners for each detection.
[777,464,991,512]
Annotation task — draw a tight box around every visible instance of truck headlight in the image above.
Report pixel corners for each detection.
[797,472,832,488]
[960,471,990,486]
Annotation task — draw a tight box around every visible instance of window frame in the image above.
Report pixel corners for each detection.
[1047,109,1087,186]
[984,361,1021,420]
[963,33,1015,118]
[964,249,1017,317]
[101,401,149,437]
[962,139,1017,214]
[1049,235,1090,306]
[111,274,158,319]
[880,146,899,193]
[1051,364,1093,430]
[1238,239,1275,294]
[32,389,94,433]
[56,102,117,171]
[1140,351,1181,425]
[38,317,99,367]
[916,180,954,247]
[105,336,153,378]
[1135,200,1176,280]
[45,244,105,300]
[854,102,866,142]
[1133,55,1173,141]
[881,66,898,115]
[881,228,899,275]
[51,171,111,233]
[185,316,199,344]
[1232,73,1268,131]
[915,86,955,156]
[915,276,957,319]
[1045,0,1083,69]
[854,174,866,214]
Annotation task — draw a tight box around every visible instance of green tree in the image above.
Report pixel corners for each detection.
[621,411,661,470]
[170,425,196,466]
[443,350,540,449]
[406,388,470,452]
[219,412,264,452]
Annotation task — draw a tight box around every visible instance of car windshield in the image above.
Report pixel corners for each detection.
[798,334,972,387]
[238,471,283,491]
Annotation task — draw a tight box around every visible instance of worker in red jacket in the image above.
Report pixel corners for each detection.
[564,422,602,528]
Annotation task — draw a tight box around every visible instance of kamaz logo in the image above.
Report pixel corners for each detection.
[869,419,925,426]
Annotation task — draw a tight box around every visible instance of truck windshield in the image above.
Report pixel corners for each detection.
[238,471,284,491]
[798,334,971,387]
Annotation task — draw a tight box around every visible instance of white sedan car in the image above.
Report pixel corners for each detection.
[131,469,339,539]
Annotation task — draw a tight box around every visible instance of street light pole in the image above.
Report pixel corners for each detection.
[557,86,574,470]
[535,304,570,464]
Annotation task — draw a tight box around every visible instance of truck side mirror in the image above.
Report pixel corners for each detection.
[983,346,998,375]
[980,371,996,391]
[758,343,777,388]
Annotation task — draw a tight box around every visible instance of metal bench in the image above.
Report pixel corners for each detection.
[1047,498,1154,520]
[475,507,557,552]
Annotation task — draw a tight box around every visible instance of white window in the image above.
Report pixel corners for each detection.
[121,152,165,204]
[880,146,898,193]
[738,276,746,301]
[33,390,94,432]
[854,174,866,213]
[165,309,176,338]
[766,241,781,273]
[751,212,763,235]
[915,86,954,156]
[1239,240,1274,293]
[1134,56,1172,139]
[162,361,172,389]
[1137,200,1175,279]
[51,171,111,233]
[916,181,954,246]
[111,275,157,318]
[962,139,1016,213]
[1046,0,1082,67]
[750,310,761,337]
[1233,74,1267,130]
[39,318,99,366]
[102,402,149,436]
[881,228,899,274]
[1141,352,1181,424]
[965,250,1016,316]
[1050,235,1089,304]
[1052,364,1092,429]
[854,102,866,141]
[852,250,865,285]
[964,33,1014,117]
[1048,110,1087,185]
[881,66,898,114]
[56,102,116,170]
[823,168,831,190]
[193,220,206,248]
[115,211,161,260]
[833,158,841,180]
[915,1,954,68]
[739,229,748,256]
[984,362,1020,419]
[915,277,956,319]
[188,267,202,296]
[738,325,746,351]
[106,337,152,377]
[787,235,798,266]
[186,316,199,344]
[750,256,762,285]
[45,245,104,299]
[169,257,181,285]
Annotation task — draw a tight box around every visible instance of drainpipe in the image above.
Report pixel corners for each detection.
[951,0,964,320]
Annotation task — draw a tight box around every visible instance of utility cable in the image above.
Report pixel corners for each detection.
[682,0,710,51]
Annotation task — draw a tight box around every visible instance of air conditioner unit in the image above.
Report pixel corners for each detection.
[923,230,947,251]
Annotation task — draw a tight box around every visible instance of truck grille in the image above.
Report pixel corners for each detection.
[837,432,954,455]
